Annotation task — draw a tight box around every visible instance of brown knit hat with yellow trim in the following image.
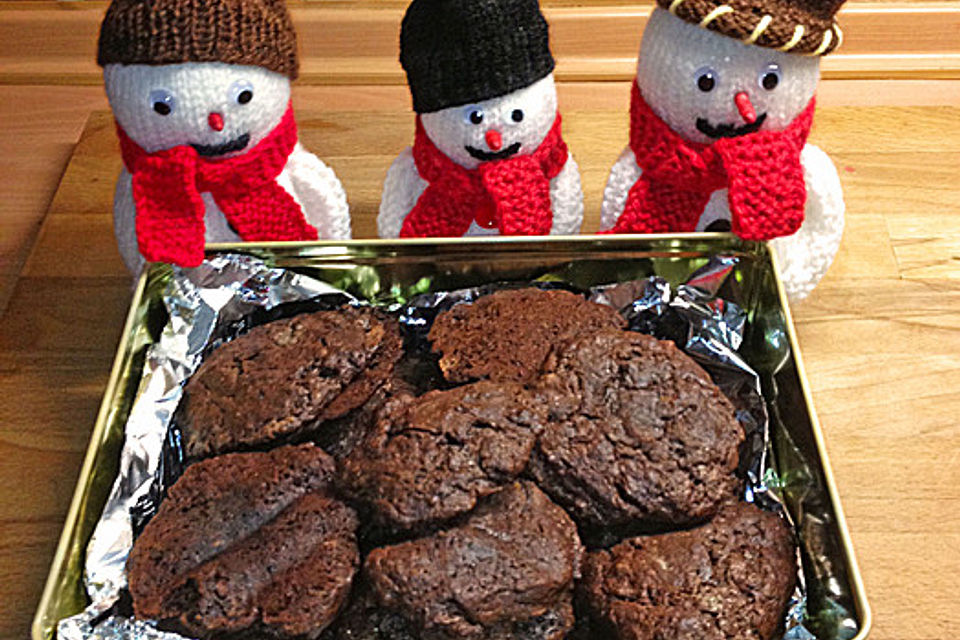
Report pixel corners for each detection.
[657,0,845,55]
[97,0,300,79]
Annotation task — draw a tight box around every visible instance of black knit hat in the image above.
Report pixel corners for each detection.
[400,0,555,114]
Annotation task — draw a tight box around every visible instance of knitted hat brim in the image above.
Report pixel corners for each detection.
[657,0,843,55]
[407,62,557,114]
[97,0,300,79]
[400,0,556,114]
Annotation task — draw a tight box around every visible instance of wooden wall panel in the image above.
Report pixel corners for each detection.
[1,1,958,84]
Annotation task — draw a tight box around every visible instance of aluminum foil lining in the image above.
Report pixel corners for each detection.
[59,255,351,640]
[59,252,814,640]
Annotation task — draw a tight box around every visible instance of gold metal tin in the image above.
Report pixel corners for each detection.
[33,235,871,640]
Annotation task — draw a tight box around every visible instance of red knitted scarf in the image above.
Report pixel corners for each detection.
[117,104,318,268]
[400,114,568,237]
[609,83,813,240]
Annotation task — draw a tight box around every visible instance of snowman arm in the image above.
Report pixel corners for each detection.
[600,147,643,231]
[769,143,845,300]
[113,168,147,275]
[284,143,352,240]
[378,147,428,238]
[548,155,584,235]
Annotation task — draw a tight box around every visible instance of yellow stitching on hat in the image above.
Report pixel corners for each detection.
[778,24,805,51]
[668,0,685,15]
[811,28,833,55]
[743,15,773,45]
[834,24,844,49]
[699,5,734,28]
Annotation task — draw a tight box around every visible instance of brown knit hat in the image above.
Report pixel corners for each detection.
[97,0,299,79]
[657,0,845,55]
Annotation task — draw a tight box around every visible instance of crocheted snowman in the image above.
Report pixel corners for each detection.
[601,0,846,300]
[98,0,351,274]
[378,0,583,238]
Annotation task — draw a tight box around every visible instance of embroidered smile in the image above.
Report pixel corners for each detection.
[192,133,251,157]
[465,142,522,162]
[695,113,767,139]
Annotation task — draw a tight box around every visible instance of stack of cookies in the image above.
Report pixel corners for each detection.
[126,289,796,639]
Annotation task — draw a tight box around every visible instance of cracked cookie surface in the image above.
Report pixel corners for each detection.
[181,306,402,458]
[127,445,359,638]
[363,482,581,640]
[429,288,625,384]
[579,501,796,640]
[339,381,547,532]
[530,329,744,533]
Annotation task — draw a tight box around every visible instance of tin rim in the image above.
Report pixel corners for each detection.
[767,246,873,640]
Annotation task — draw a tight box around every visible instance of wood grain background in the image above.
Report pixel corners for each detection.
[2,1,960,85]
[1,2,959,640]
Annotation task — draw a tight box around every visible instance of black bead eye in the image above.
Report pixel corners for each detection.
[230,80,254,105]
[462,105,484,125]
[149,89,175,116]
[511,109,524,123]
[463,105,483,124]
[759,64,782,91]
[695,67,718,93]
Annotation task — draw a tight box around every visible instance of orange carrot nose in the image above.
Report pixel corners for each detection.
[208,112,225,131]
[734,92,757,124]
[485,129,503,151]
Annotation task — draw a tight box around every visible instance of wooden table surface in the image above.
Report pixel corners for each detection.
[1,81,959,640]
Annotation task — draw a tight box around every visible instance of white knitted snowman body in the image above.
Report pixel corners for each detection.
[378,74,583,238]
[104,62,350,273]
[602,8,844,300]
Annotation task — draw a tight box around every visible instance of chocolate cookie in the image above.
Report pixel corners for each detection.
[313,379,414,466]
[529,329,744,533]
[181,306,403,458]
[330,584,573,640]
[127,445,359,638]
[579,501,796,640]
[338,381,546,532]
[428,288,625,384]
[364,482,582,640]
[324,586,419,640]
